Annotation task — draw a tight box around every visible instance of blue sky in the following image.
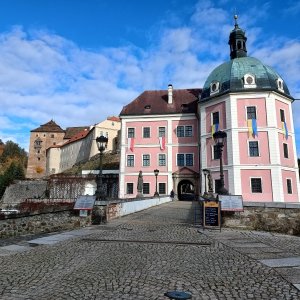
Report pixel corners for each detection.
[1,0,300,154]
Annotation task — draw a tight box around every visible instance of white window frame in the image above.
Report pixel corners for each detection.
[142,154,151,167]
[176,125,194,137]
[248,140,260,157]
[250,177,263,193]
[158,126,166,137]
[143,182,150,195]
[143,126,151,138]
[176,153,194,167]
[177,153,185,166]
[283,143,289,159]
[126,154,135,167]
[185,125,193,137]
[212,144,221,160]
[158,153,166,166]
[158,182,166,195]
[185,153,194,166]
[280,109,286,123]
[211,111,220,126]
[176,125,185,137]
[286,178,293,194]
[245,105,258,120]
[126,182,134,194]
[127,127,135,138]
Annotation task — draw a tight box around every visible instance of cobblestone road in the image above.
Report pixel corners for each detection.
[0,201,300,299]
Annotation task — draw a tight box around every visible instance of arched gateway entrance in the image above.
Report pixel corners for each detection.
[172,167,199,201]
[177,180,195,201]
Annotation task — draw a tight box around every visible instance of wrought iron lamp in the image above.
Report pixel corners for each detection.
[154,169,159,197]
[95,135,108,200]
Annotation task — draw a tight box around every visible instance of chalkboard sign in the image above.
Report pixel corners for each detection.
[203,200,221,230]
[218,195,243,212]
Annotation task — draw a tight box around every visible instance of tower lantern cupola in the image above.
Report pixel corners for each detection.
[228,15,247,59]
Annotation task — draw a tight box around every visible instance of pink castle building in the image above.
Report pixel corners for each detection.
[119,87,200,199]
[119,17,300,202]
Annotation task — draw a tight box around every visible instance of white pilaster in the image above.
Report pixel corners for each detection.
[118,119,127,198]
[168,119,173,193]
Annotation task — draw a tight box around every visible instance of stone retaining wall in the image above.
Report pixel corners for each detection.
[0,211,90,239]
[223,202,300,235]
[0,180,47,208]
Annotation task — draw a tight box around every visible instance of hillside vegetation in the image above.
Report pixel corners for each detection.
[0,140,27,198]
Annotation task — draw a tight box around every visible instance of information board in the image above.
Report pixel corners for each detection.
[218,195,243,212]
[79,210,88,217]
[203,200,221,229]
[74,195,96,210]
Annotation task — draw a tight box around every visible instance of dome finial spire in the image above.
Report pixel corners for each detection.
[234,14,238,28]
[228,14,247,59]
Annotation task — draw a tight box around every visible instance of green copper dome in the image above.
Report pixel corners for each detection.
[200,16,292,101]
[200,56,291,100]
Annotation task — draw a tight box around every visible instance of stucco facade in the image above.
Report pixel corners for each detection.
[119,17,300,203]
[200,92,300,202]
[45,117,121,175]
[119,87,200,199]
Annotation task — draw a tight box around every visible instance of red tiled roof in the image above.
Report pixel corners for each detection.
[64,126,90,139]
[119,88,201,116]
[31,120,65,133]
[107,116,120,122]
[64,128,90,145]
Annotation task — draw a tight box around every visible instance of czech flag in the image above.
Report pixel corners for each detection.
[128,138,135,152]
[159,136,166,150]
[211,123,219,138]
[282,121,288,139]
[247,119,258,137]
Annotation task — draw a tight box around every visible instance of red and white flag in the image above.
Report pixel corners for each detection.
[128,138,135,152]
[159,136,165,150]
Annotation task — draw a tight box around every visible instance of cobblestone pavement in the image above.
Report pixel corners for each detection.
[0,201,300,299]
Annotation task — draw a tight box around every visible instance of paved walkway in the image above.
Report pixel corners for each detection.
[0,201,300,299]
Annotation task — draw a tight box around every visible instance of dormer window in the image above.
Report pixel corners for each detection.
[210,81,220,95]
[243,73,256,88]
[181,104,188,112]
[276,78,284,92]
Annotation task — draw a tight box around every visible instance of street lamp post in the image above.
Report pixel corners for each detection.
[154,169,159,197]
[202,168,209,195]
[213,130,228,195]
[95,135,108,200]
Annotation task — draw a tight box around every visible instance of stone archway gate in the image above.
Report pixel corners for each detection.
[172,167,200,200]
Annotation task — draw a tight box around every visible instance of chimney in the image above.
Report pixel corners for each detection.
[168,84,173,104]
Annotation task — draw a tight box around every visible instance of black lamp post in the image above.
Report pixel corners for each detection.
[95,135,108,200]
[213,130,228,195]
[154,169,159,197]
[202,168,209,195]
